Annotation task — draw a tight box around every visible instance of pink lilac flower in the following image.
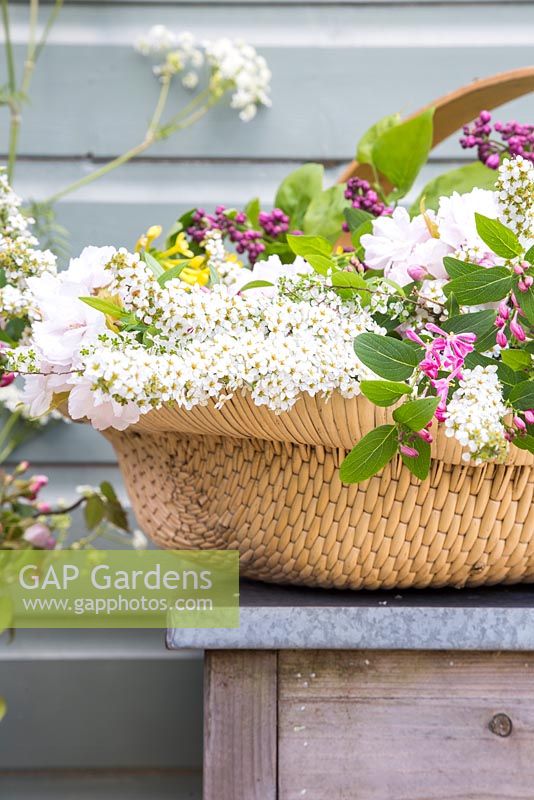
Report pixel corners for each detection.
[405,324,477,424]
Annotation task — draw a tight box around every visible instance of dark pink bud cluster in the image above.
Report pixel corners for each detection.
[258,208,289,238]
[342,178,392,231]
[460,110,534,169]
[188,206,265,264]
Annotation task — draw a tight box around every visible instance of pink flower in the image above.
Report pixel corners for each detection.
[28,475,48,499]
[399,444,419,458]
[514,415,526,431]
[0,372,15,388]
[496,330,508,348]
[510,315,526,342]
[525,410,534,425]
[23,523,56,550]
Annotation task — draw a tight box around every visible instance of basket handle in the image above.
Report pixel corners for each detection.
[338,66,534,186]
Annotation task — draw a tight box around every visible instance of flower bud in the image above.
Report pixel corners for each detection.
[525,410,534,425]
[399,444,419,458]
[498,301,510,320]
[23,523,56,550]
[514,415,526,431]
[407,265,427,281]
[496,330,508,348]
[510,317,526,342]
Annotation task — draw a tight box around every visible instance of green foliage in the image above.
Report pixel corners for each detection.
[393,397,439,431]
[525,245,534,265]
[302,185,349,242]
[514,434,534,454]
[356,113,402,165]
[245,197,261,228]
[371,108,434,200]
[444,266,512,305]
[158,261,187,285]
[354,333,421,381]
[443,256,481,279]
[274,163,324,229]
[500,349,532,372]
[239,280,274,292]
[339,425,398,484]
[360,380,412,407]
[410,161,497,214]
[343,207,373,233]
[474,213,522,259]
[287,234,333,275]
[401,437,431,481]
[143,250,165,278]
[515,282,534,326]
[0,696,6,722]
[79,296,127,319]
[509,381,534,411]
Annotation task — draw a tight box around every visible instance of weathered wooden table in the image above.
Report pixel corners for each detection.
[167,580,534,800]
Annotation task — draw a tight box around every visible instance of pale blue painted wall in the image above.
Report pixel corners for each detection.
[1,1,533,793]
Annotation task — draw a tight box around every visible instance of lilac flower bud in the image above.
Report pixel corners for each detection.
[496,330,508,348]
[514,415,527,431]
[0,372,15,388]
[498,301,510,320]
[399,444,419,458]
[407,265,427,281]
[510,316,526,342]
[525,410,534,425]
[485,153,500,170]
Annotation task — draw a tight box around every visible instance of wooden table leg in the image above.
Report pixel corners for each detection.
[203,650,278,800]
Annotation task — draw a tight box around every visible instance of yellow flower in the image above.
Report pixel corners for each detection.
[161,232,194,259]
[179,255,210,287]
[135,225,163,252]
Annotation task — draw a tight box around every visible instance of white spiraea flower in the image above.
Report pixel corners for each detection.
[444,365,509,463]
[495,155,534,241]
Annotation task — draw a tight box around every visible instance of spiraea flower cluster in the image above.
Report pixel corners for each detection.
[444,365,509,463]
[0,172,57,338]
[135,27,271,121]
[495,155,534,240]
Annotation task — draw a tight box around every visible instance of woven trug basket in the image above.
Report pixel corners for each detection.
[106,68,534,591]
[107,392,533,591]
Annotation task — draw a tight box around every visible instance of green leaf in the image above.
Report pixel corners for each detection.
[331,271,367,290]
[442,310,497,353]
[343,207,373,233]
[339,425,398,484]
[356,112,402,165]
[239,280,275,292]
[410,161,497,215]
[500,349,532,372]
[474,213,522,259]
[354,333,421,381]
[351,220,374,258]
[302,185,349,242]
[509,381,534,411]
[287,234,333,275]
[444,266,512,305]
[401,437,431,481]
[84,495,105,531]
[79,296,128,319]
[514,434,534,454]
[0,697,6,722]
[393,397,439,431]
[274,163,324,228]
[360,380,412,407]
[443,256,480,280]
[100,481,119,504]
[245,197,261,228]
[515,283,534,326]
[143,250,165,278]
[525,245,534,265]
[208,263,220,286]
[157,261,187,286]
[372,108,434,199]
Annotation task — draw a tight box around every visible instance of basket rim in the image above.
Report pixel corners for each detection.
[119,391,533,469]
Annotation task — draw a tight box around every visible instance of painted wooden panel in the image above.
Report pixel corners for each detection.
[0,772,201,800]
[4,4,534,160]
[0,658,203,769]
[279,650,534,800]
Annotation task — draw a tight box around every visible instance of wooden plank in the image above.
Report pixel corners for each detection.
[204,650,277,800]
[4,5,534,159]
[279,650,534,800]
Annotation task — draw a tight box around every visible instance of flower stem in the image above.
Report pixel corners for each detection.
[0,410,23,463]
[1,0,16,93]
[21,0,39,96]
